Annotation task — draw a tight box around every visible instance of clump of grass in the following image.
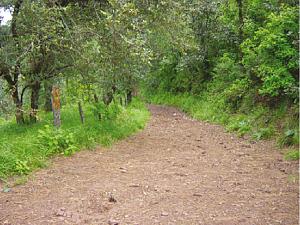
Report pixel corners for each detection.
[0,98,150,179]
[252,127,275,140]
[285,150,299,161]
[278,129,299,147]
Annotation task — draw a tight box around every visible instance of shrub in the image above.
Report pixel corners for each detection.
[92,102,123,121]
[227,119,252,137]
[107,102,123,120]
[223,78,251,111]
[212,53,242,85]
[242,5,298,99]
[37,125,78,156]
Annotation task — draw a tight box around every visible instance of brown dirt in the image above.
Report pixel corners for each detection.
[0,105,298,225]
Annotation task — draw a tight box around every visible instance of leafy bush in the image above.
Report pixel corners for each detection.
[227,119,252,137]
[106,102,123,120]
[212,53,242,87]
[223,78,251,111]
[37,125,78,156]
[242,5,298,98]
[92,101,107,120]
[92,102,123,121]
[209,54,251,112]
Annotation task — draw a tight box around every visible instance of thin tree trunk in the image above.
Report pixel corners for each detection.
[78,101,85,124]
[44,82,53,112]
[15,101,24,124]
[51,86,61,128]
[30,81,41,123]
[103,87,115,106]
[93,93,99,103]
[237,0,244,61]
[12,85,24,124]
[119,96,124,106]
[126,90,132,105]
[11,0,24,124]
[103,93,113,105]
[94,94,101,120]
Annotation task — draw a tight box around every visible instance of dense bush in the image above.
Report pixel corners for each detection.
[37,125,78,157]
[242,5,298,99]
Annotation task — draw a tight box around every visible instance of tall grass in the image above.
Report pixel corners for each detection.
[0,99,150,180]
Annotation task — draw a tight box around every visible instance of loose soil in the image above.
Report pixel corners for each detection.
[0,105,298,225]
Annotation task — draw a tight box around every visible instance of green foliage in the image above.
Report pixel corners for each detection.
[106,103,123,120]
[227,119,252,137]
[212,54,242,85]
[91,101,124,121]
[278,129,299,147]
[223,78,251,112]
[0,99,149,179]
[253,127,274,140]
[143,0,299,163]
[284,150,299,161]
[37,125,78,156]
[15,160,30,175]
[242,5,298,98]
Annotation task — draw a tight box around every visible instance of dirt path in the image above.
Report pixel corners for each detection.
[0,105,298,225]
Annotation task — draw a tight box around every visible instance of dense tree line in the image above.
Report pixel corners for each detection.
[146,0,298,115]
[0,0,298,125]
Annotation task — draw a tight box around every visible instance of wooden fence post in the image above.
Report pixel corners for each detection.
[93,94,101,120]
[78,101,85,124]
[51,86,61,128]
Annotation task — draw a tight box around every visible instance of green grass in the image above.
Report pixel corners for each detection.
[0,98,150,180]
[145,91,299,160]
[284,150,300,161]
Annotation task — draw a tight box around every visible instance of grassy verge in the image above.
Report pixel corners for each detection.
[145,92,299,160]
[0,98,150,180]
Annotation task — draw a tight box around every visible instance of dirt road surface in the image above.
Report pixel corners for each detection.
[0,105,298,225]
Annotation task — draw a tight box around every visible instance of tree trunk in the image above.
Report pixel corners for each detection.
[126,90,132,105]
[15,102,24,124]
[44,82,53,112]
[12,85,24,124]
[236,0,244,61]
[30,81,41,123]
[93,94,101,120]
[78,101,85,124]
[119,96,124,106]
[203,54,210,80]
[93,93,99,103]
[103,89,114,106]
[11,0,24,124]
[51,86,61,128]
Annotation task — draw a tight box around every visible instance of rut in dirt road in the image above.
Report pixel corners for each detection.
[0,105,298,225]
